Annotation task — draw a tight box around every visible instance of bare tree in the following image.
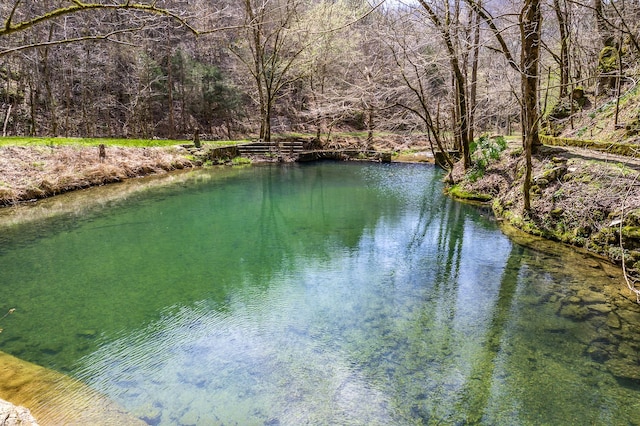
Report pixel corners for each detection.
[0,1,196,41]
[228,0,311,142]
[417,0,472,169]
[383,9,454,170]
[552,0,571,99]
[300,1,365,144]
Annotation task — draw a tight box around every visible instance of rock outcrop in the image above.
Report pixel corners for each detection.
[0,399,38,426]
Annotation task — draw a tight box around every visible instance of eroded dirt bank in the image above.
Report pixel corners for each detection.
[0,145,195,206]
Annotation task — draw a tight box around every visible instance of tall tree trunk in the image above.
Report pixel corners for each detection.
[166,49,176,139]
[554,0,570,99]
[263,109,271,142]
[594,0,614,47]
[261,93,272,142]
[468,3,481,144]
[28,75,36,136]
[41,24,57,136]
[521,0,542,212]
[451,57,471,169]
[366,104,374,150]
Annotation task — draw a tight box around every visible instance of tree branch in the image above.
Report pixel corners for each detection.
[0,2,198,37]
[5,0,22,32]
[0,26,144,57]
[461,0,520,72]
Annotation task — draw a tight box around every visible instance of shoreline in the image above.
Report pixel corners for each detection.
[0,145,196,207]
[0,143,434,208]
[0,351,144,425]
[448,142,640,290]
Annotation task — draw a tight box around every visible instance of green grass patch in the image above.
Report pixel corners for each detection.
[231,156,252,166]
[0,136,239,148]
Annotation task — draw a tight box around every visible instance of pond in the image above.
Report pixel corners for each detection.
[0,162,639,425]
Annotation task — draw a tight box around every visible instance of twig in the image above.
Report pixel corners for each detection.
[0,308,15,321]
[0,308,16,333]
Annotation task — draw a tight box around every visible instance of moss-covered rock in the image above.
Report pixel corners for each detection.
[446,185,492,202]
[605,358,640,381]
[539,135,640,158]
[622,226,640,239]
[558,302,593,321]
[625,113,640,137]
[598,46,619,73]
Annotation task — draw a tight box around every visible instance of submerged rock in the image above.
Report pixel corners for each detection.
[558,303,592,321]
[178,409,199,426]
[588,303,613,314]
[0,399,38,426]
[135,402,162,425]
[577,289,607,305]
[606,312,621,329]
[585,343,612,363]
[605,358,640,382]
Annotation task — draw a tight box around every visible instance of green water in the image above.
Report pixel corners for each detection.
[1,162,639,425]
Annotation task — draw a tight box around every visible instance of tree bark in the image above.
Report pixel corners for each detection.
[553,0,570,99]
[467,3,481,144]
[521,0,542,212]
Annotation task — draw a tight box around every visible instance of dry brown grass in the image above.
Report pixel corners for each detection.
[0,145,193,206]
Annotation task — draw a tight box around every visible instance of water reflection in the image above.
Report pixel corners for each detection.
[454,244,524,424]
[0,163,639,425]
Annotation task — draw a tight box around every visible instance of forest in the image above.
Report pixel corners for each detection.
[0,1,639,179]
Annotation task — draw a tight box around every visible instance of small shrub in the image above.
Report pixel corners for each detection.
[467,167,485,183]
[553,188,564,200]
[232,156,252,165]
[467,134,508,182]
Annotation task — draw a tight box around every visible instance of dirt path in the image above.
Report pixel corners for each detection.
[552,144,640,170]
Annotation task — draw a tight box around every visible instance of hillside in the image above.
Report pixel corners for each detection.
[544,73,640,149]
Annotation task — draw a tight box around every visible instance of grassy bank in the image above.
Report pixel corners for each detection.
[0,133,433,207]
[0,136,242,148]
